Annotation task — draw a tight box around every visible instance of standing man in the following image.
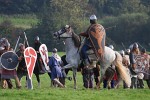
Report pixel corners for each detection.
[34,36,45,73]
[141,48,150,89]
[0,38,21,89]
[80,15,106,68]
[16,43,27,85]
[129,43,139,89]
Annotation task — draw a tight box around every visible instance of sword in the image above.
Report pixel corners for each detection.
[14,36,20,52]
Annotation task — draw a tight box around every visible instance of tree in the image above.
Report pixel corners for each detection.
[34,0,94,51]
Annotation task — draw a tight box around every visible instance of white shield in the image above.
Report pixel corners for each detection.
[39,44,50,71]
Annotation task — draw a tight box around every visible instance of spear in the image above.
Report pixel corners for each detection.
[14,36,20,52]
[24,32,29,47]
[137,42,144,49]
[121,42,126,50]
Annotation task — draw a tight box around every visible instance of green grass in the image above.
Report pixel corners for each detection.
[0,14,38,29]
[0,54,150,100]
[48,52,65,57]
[0,71,150,100]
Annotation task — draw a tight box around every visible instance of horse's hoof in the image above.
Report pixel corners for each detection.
[108,87,111,89]
[95,86,100,90]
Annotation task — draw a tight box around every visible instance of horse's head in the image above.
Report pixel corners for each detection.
[53,25,73,38]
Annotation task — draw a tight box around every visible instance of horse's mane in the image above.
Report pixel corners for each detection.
[72,30,81,48]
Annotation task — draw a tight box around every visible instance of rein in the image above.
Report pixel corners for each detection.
[58,37,72,39]
[77,35,82,53]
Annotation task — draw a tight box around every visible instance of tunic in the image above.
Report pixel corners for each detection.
[49,53,63,80]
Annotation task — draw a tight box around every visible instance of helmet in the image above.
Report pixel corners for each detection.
[52,48,57,53]
[4,39,10,48]
[90,15,97,20]
[141,48,146,53]
[19,43,24,48]
[90,15,97,24]
[65,25,70,29]
[129,43,138,50]
[125,49,130,54]
[109,45,114,50]
[0,46,5,50]
[34,36,39,41]
[133,43,138,49]
[120,50,125,56]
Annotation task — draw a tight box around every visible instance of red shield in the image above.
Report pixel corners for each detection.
[24,47,37,79]
[39,44,49,71]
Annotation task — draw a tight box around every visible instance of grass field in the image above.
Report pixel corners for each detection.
[0,52,150,100]
[0,72,150,100]
[0,14,38,29]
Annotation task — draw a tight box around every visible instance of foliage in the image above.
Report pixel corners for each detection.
[89,0,149,16]
[0,20,24,48]
[101,13,150,50]
[32,0,93,51]
[0,14,38,29]
[0,0,44,14]
[1,0,150,50]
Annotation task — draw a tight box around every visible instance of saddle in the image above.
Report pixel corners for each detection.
[85,48,98,69]
[86,48,98,62]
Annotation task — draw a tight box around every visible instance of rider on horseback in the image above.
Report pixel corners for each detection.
[80,15,106,67]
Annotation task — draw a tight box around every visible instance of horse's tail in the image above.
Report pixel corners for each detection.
[114,51,131,88]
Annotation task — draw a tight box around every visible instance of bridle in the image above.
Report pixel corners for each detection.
[56,28,73,39]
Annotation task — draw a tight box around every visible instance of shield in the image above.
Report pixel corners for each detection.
[0,51,19,70]
[39,44,50,71]
[88,24,106,60]
[24,47,37,79]
[134,54,149,73]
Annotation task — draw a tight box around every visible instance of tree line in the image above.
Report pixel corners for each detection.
[0,0,150,51]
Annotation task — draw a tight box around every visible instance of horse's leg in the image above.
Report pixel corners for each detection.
[96,67,107,89]
[47,72,53,87]
[61,69,72,82]
[63,63,73,69]
[62,64,73,82]
[107,76,114,89]
[107,81,111,89]
[35,74,40,87]
[65,69,70,75]
[72,68,77,89]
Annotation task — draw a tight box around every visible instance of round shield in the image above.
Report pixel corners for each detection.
[0,51,19,70]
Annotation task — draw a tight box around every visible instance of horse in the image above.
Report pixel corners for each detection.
[53,25,131,89]
[61,55,81,75]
